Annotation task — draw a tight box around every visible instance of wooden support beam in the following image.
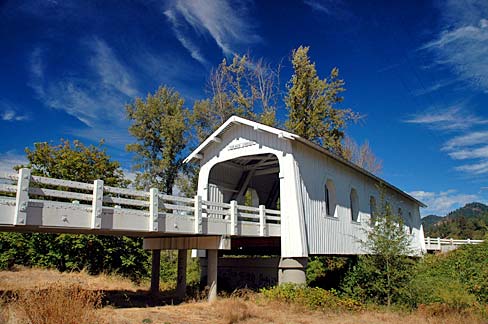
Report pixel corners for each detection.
[176,249,187,298]
[150,249,161,295]
[207,249,218,302]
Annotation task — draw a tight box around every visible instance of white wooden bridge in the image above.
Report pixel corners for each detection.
[424,237,484,253]
[0,168,281,238]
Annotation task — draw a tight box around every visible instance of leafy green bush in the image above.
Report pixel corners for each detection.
[408,241,488,308]
[260,283,362,311]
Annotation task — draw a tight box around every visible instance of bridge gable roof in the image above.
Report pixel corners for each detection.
[184,116,426,208]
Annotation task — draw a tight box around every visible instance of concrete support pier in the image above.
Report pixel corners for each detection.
[278,257,308,285]
[176,249,187,298]
[150,249,161,294]
[207,249,218,301]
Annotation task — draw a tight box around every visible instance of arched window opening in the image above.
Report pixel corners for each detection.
[325,184,330,216]
[324,179,337,217]
[408,211,413,235]
[369,196,376,224]
[350,188,359,222]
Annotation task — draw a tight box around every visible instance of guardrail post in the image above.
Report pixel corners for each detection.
[194,195,202,234]
[426,237,430,247]
[230,200,238,235]
[259,205,266,236]
[91,179,104,229]
[437,237,441,250]
[450,238,453,245]
[14,168,30,225]
[149,188,159,231]
[467,238,471,244]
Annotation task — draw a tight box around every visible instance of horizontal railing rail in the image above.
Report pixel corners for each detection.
[0,168,281,236]
[424,237,484,250]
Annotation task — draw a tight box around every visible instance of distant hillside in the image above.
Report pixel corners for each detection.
[422,202,488,239]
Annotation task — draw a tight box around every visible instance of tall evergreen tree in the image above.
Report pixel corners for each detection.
[285,46,357,155]
[126,86,189,194]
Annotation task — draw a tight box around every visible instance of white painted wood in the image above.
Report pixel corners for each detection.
[31,175,93,191]
[103,196,149,207]
[0,184,17,193]
[149,188,158,231]
[14,168,30,225]
[230,200,238,235]
[104,186,148,197]
[91,179,103,229]
[259,205,266,236]
[29,187,93,201]
[194,195,202,234]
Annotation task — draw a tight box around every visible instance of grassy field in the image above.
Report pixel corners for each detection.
[0,267,486,324]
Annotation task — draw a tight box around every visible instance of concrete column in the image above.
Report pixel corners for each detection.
[207,249,218,302]
[176,249,187,298]
[150,249,161,294]
[278,257,308,285]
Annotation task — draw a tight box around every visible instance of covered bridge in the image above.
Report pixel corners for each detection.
[185,116,426,283]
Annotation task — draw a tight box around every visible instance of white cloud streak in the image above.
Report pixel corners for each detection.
[29,38,137,130]
[423,0,488,92]
[164,0,260,64]
[409,189,480,215]
[0,152,27,175]
[404,106,488,131]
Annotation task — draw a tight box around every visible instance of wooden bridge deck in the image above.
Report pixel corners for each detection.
[0,168,281,239]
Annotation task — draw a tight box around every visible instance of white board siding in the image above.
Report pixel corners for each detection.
[292,141,424,255]
[195,120,424,257]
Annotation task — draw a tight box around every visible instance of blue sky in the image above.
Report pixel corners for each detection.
[1,0,487,216]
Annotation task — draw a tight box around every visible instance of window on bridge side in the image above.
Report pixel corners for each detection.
[350,188,359,222]
[324,179,337,217]
[369,195,376,224]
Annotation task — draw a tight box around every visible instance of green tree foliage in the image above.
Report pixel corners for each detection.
[126,86,189,194]
[17,139,128,187]
[423,203,488,239]
[285,46,358,155]
[2,140,151,280]
[341,190,415,306]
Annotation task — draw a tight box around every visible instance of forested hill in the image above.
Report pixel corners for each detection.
[422,202,488,239]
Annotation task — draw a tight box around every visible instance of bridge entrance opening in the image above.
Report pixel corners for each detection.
[207,153,280,210]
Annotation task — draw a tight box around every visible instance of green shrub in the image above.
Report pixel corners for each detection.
[407,241,488,308]
[260,283,362,311]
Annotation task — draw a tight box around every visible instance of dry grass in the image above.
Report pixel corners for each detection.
[1,268,487,324]
[0,266,143,292]
[1,283,107,324]
[100,297,488,324]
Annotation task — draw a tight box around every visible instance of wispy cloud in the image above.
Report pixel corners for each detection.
[29,38,137,131]
[0,151,27,175]
[413,79,456,96]
[405,106,488,176]
[409,189,480,215]
[404,106,488,131]
[164,0,260,64]
[422,0,488,92]
[442,131,488,150]
[0,100,29,122]
[1,110,28,122]
[304,0,347,16]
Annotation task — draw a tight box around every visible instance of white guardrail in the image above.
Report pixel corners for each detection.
[0,168,280,236]
[424,237,484,251]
